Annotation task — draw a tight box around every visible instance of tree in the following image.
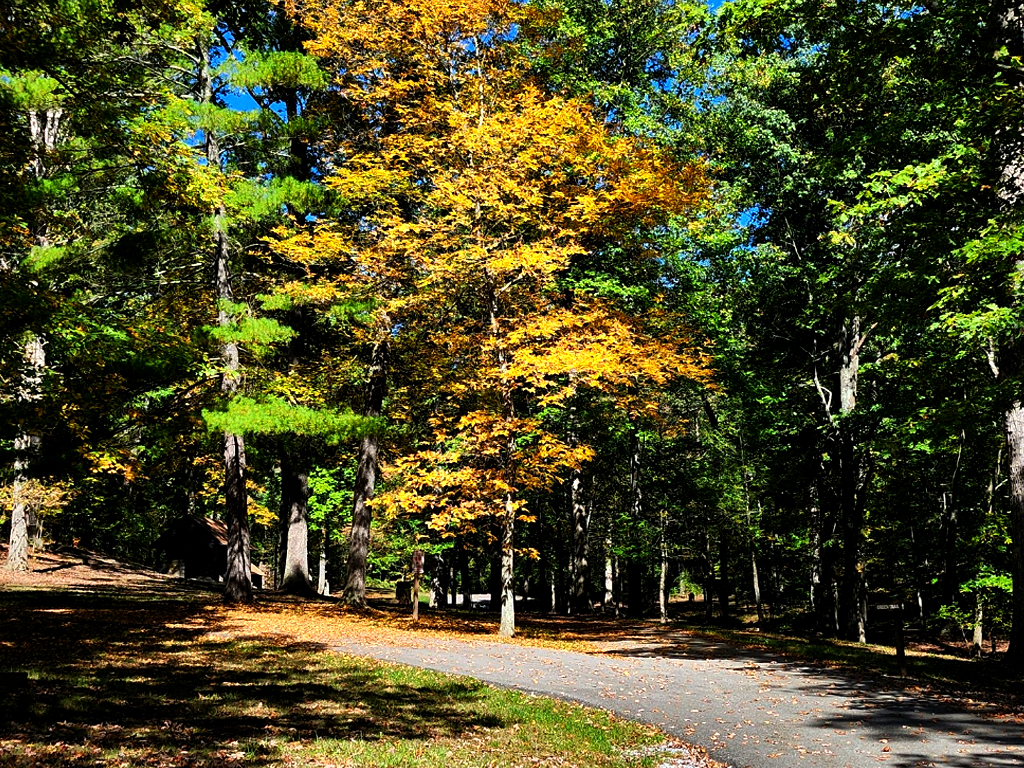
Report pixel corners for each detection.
[291,0,711,634]
[0,0,209,570]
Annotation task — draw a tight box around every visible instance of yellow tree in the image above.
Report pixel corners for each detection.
[289,0,711,635]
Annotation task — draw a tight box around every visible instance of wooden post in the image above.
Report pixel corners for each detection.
[412,550,424,622]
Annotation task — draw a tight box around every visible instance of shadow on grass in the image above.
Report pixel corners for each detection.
[0,586,502,768]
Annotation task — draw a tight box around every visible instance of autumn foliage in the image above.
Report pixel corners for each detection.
[277,0,712,634]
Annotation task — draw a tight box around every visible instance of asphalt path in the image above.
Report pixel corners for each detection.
[330,630,1024,768]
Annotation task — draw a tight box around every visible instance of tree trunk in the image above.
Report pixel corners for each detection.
[279,448,314,594]
[569,470,591,614]
[704,532,714,622]
[717,534,730,619]
[223,431,252,603]
[6,107,60,573]
[1004,400,1024,657]
[973,592,984,658]
[603,522,615,612]
[342,325,389,606]
[940,430,966,607]
[751,542,764,623]
[989,0,1024,665]
[627,424,645,617]
[430,550,445,609]
[318,538,329,595]
[838,316,867,643]
[486,272,517,637]
[198,39,251,605]
[461,542,472,608]
[499,501,515,637]
[810,483,839,635]
[810,516,823,624]
[7,340,45,573]
[659,508,669,624]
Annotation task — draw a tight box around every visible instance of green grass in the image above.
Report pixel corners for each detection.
[0,588,669,768]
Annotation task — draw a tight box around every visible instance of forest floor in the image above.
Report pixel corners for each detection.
[2,547,1023,768]
[0,546,715,768]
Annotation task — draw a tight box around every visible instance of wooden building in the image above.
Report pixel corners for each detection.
[156,515,264,588]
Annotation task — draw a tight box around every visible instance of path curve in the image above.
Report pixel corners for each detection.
[330,631,1024,768]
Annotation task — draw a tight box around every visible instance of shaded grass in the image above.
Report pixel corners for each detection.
[0,587,668,768]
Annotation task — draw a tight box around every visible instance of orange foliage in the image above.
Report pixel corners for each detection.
[282,0,713,533]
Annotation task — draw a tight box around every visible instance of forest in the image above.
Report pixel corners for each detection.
[2,0,1024,660]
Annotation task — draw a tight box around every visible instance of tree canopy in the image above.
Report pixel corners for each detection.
[4,0,1024,661]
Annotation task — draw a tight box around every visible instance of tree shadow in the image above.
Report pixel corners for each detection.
[574,620,1024,767]
[0,586,503,768]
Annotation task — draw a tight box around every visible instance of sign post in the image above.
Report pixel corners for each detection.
[411,550,424,621]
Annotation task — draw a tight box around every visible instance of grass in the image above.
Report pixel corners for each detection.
[0,586,673,768]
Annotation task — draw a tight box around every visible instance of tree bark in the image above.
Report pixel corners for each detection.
[973,591,984,658]
[717,534,730,619]
[603,521,615,612]
[198,38,251,604]
[988,0,1024,662]
[499,501,515,637]
[342,324,389,606]
[704,530,714,621]
[751,539,764,623]
[1005,400,1024,656]
[279,448,314,594]
[627,424,645,617]
[659,508,669,624]
[460,540,472,608]
[6,106,60,572]
[569,470,591,614]
[7,340,45,573]
[837,316,867,643]
[429,549,445,609]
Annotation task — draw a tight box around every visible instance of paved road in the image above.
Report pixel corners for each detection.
[330,630,1024,768]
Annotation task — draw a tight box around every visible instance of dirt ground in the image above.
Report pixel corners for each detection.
[0,544,177,590]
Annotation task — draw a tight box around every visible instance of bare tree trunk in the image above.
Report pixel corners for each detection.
[1005,400,1024,657]
[197,39,251,604]
[6,107,60,573]
[627,424,645,617]
[499,501,515,637]
[461,542,472,608]
[569,471,591,614]
[659,508,669,624]
[603,522,615,612]
[485,274,517,638]
[973,592,984,658]
[717,534,730,619]
[810,518,822,623]
[343,324,389,606]
[704,531,714,622]
[751,542,764,623]
[940,430,966,607]
[318,539,328,595]
[988,0,1024,663]
[7,340,45,573]
[838,316,867,643]
[222,432,252,603]
[430,549,445,609]
[279,449,314,594]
